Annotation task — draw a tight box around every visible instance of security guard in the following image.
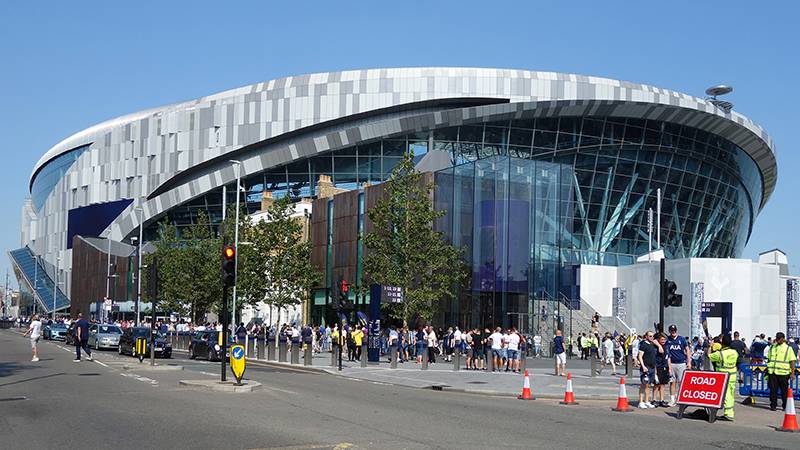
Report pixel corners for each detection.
[767,332,798,411]
[708,334,738,421]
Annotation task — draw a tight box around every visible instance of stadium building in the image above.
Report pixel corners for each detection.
[11,67,788,338]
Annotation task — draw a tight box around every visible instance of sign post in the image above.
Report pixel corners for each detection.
[676,370,730,423]
[229,344,246,385]
[135,337,146,363]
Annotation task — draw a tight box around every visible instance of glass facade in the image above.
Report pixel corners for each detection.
[434,156,573,333]
[31,144,90,212]
[151,116,761,264]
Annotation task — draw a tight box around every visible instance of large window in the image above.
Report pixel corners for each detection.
[31,145,90,212]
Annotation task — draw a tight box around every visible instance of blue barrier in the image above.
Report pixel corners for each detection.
[739,363,800,401]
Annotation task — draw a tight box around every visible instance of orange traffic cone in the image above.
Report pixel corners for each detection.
[612,376,633,412]
[559,372,579,405]
[518,369,535,400]
[778,388,799,432]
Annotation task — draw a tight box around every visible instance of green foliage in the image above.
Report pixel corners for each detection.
[243,196,320,314]
[146,210,222,323]
[363,152,465,325]
[146,196,320,323]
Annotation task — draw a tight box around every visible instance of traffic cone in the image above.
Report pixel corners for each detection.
[559,372,579,405]
[612,376,633,412]
[778,388,799,432]
[518,369,535,400]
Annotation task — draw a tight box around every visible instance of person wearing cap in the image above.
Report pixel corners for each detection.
[665,324,691,407]
[767,332,798,411]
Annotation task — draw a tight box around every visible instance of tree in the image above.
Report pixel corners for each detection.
[229,196,320,322]
[146,210,223,323]
[363,152,465,325]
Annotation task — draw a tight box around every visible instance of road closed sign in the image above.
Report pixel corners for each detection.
[677,370,729,408]
[229,344,246,384]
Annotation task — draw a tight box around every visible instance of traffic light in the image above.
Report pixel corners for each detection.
[222,246,236,287]
[146,259,158,300]
[663,279,683,307]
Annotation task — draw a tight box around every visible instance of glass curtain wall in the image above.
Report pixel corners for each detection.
[434,156,574,337]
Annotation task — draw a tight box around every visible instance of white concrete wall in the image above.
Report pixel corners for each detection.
[578,257,786,339]
[577,265,617,317]
[689,258,782,341]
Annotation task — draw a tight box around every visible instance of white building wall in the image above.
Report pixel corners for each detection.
[579,257,787,339]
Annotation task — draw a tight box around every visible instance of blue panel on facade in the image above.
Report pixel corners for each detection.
[66,199,133,249]
[9,247,70,313]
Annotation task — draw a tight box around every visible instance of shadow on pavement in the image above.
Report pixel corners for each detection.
[0,372,66,387]
[0,361,31,378]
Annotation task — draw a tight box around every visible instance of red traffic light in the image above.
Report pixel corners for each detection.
[341,280,349,293]
[223,246,236,260]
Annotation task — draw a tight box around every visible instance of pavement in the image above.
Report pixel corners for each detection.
[2,329,798,450]
[242,349,638,399]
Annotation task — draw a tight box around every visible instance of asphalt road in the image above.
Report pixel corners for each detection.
[0,329,797,450]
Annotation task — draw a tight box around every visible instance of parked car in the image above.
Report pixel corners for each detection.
[43,323,68,341]
[88,324,122,350]
[189,330,232,361]
[118,327,172,358]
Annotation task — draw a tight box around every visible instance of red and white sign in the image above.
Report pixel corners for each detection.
[677,370,729,408]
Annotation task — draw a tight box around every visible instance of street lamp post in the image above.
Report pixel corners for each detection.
[230,160,242,328]
[53,256,59,319]
[135,207,143,327]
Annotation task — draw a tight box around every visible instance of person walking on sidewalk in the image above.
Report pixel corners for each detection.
[767,331,797,411]
[22,314,42,362]
[73,312,92,362]
[601,333,617,375]
[553,329,566,376]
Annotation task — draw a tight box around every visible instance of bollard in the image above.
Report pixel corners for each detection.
[246,337,254,358]
[182,335,189,350]
[361,343,367,368]
[390,346,398,369]
[520,353,526,372]
[304,344,313,366]
[268,340,276,361]
[331,345,337,367]
[626,354,633,377]
[279,342,288,362]
[489,350,495,372]
[590,353,597,377]
[257,337,265,360]
[290,342,300,364]
[453,349,461,371]
[422,347,429,370]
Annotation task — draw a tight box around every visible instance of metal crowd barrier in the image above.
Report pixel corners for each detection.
[739,363,800,403]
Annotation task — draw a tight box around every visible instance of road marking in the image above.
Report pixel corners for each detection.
[120,372,158,386]
[263,386,298,395]
[246,444,354,450]
[94,360,109,368]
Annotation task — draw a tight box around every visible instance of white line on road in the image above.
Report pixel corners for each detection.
[94,360,109,368]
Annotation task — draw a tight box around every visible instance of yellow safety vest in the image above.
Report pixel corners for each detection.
[767,343,797,376]
[710,348,738,374]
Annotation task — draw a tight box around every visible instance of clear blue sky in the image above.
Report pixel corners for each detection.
[1,1,797,289]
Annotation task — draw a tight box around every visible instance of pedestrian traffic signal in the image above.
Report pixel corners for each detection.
[663,279,682,307]
[222,246,236,287]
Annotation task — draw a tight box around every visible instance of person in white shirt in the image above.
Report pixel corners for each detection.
[489,327,505,371]
[533,334,542,358]
[22,314,42,362]
[505,327,522,373]
[601,334,617,375]
[426,326,437,364]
